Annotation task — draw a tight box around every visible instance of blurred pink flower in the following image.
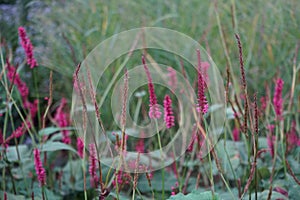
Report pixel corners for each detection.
[77,138,84,158]
[167,67,177,91]
[27,99,39,118]
[88,143,98,188]
[18,27,38,69]
[6,61,29,102]
[135,132,145,153]
[33,148,46,186]
[267,135,276,158]
[267,124,275,133]
[287,121,299,151]
[54,98,71,144]
[273,78,284,121]
[260,95,269,115]
[232,127,240,141]
[112,169,131,189]
[201,61,210,85]
[6,121,31,143]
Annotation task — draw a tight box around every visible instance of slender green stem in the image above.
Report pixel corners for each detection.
[42,186,45,200]
[133,97,143,128]
[155,119,165,199]
[255,135,258,200]
[279,121,287,177]
[0,38,9,194]
[33,68,41,130]
[207,144,215,196]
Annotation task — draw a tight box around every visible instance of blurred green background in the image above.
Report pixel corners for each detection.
[1,0,299,119]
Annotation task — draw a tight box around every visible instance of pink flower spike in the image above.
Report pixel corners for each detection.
[54,98,71,144]
[77,138,84,158]
[6,60,29,102]
[28,99,39,119]
[163,95,175,129]
[260,96,268,114]
[267,124,275,133]
[273,78,284,121]
[18,27,38,69]
[142,55,161,119]
[33,148,46,186]
[232,127,240,141]
[167,67,177,91]
[201,61,210,85]
[287,121,299,151]
[196,49,209,114]
[88,143,98,188]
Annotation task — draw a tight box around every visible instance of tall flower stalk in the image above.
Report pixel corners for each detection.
[196,49,209,115]
[142,55,161,119]
[142,55,165,198]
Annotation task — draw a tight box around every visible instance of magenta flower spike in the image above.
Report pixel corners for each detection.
[33,149,46,186]
[273,78,284,121]
[88,143,98,188]
[163,95,175,129]
[18,27,38,69]
[232,127,240,141]
[54,98,71,144]
[77,138,84,158]
[196,49,209,114]
[142,55,161,119]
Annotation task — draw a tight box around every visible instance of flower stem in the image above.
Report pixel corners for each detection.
[155,119,165,199]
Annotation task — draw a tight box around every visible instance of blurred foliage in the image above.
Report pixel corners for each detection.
[28,0,300,101]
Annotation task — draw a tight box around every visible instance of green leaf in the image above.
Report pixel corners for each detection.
[258,167,270,179]
[105,192,130,200]
[137,171,177,192]
[0,191,25,200]
[244,190,288,200]
[6,145,30,162]
[32,183,61,200]
[39,142,77,154]
[38,127,74,136]
[168,190,220,200]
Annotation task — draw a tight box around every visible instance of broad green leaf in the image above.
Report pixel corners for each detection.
[168,190,220,200]
[6,145,30,162]
[38,126,74,136]
[32,183,61,200]
[39,142,77,154]
[0,191,25,200]
[137,171,177,192]
[244,190,288,200]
